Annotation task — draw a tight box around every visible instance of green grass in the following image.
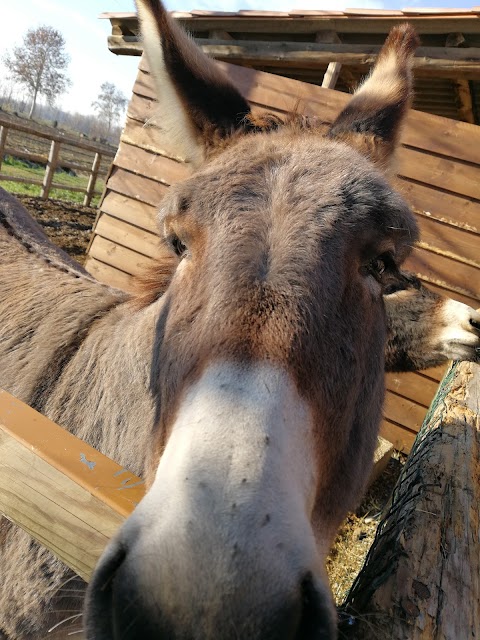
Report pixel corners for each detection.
[0,156,105,206]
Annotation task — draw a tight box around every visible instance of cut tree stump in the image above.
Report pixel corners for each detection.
[341,360,480,640]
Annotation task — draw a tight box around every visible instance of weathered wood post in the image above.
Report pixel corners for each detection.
[40,140,61,199]
[83,152,102,206]
[341,359,480,639]
[0,126,8,172]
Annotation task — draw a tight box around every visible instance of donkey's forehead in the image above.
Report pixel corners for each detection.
[164,131,414,237]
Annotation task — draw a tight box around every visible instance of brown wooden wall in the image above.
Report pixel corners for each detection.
[85,55,480,453]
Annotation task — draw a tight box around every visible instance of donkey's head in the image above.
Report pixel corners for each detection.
[86,3,418,638]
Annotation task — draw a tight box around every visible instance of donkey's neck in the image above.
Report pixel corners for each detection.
[42,296,167,477]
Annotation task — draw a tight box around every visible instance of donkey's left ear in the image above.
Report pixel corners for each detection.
[136,0,252,166]
[328,24,419,171]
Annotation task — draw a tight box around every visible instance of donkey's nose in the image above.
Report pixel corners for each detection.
[86,540,337,640]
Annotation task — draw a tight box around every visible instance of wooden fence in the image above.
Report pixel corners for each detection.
[0,114,116,206]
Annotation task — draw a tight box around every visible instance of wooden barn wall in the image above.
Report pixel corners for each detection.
[85,55,480,453]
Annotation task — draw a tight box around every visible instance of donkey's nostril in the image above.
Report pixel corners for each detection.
[85,540,126,640]
[296,573,336,640]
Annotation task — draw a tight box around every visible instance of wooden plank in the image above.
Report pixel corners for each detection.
[89,235,155,276]
[385,371,439,408]
[397,147,480,203]
[406,246,480,303]
[94,213,166,259]
[455,79,475,124]
[115,138,191,185]
[85,256,136,292]
[100,190,159,234]
[369,436,394,485]
[0,389,144,582]
[40,140,60,199]
[418,279,480,309]
[107,165,169,208]
[415,215,480,268]
[384,391,427,433]
[380,418,417,453]
[400,179,480,233]
[84,152,101,207]
[128,88,160,121]
[119,37,480,71]
[121,116,187,163]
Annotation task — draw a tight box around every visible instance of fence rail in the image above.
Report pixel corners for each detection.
[0,114,116,206]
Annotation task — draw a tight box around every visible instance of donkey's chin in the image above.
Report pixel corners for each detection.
[85,536,337,640]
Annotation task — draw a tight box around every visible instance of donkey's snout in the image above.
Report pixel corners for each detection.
[87,542,336,640]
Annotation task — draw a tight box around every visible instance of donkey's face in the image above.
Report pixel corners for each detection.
[86,3,418,639]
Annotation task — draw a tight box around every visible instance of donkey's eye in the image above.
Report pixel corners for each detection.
[369,257,386,277]
[366,252,395,281]
[170,235,187,257]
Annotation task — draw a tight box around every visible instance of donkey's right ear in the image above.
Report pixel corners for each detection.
[328,24,419,171]
[136,0,251,166]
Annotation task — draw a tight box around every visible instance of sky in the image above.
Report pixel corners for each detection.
[0,0,472,117]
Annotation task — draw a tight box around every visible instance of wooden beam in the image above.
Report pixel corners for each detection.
[108,36,480,79]
[315,31,342,89]
[455,79,475,123]
[341,360,480,639]
[0,390,145,582]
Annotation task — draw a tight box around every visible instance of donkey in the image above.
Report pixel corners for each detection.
[0,1,479,637]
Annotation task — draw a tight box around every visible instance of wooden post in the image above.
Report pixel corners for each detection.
[316,31,342,89]
[322,62,343,89]
[0,389,145,582]
[83,152,101,207]
[341,360,480,639]
[0,126,8,172]
[40,140,60,199]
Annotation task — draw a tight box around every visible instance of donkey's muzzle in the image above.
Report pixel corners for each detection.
[85,538,336,640]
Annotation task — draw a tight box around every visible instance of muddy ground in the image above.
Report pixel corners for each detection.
[18,194,404,608]
[17,195,97,265]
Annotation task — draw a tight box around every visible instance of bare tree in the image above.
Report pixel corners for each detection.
[92,82,127,139]
[3,25,71,119]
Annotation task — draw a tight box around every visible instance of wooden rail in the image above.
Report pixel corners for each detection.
[0,389,144,582]
[0,115,116,206]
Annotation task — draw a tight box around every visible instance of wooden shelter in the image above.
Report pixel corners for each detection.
[85,8,480,453]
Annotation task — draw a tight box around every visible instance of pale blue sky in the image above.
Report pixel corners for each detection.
[0,0,471,116]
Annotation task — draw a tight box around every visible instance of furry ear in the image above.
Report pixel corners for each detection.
[136,0,252,166]
[328,24,419,170]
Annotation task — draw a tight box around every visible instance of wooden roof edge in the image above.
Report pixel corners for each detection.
[99,7,480,21]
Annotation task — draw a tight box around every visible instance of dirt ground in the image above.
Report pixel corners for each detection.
[17,194,405,608]
[17,195,97,265]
